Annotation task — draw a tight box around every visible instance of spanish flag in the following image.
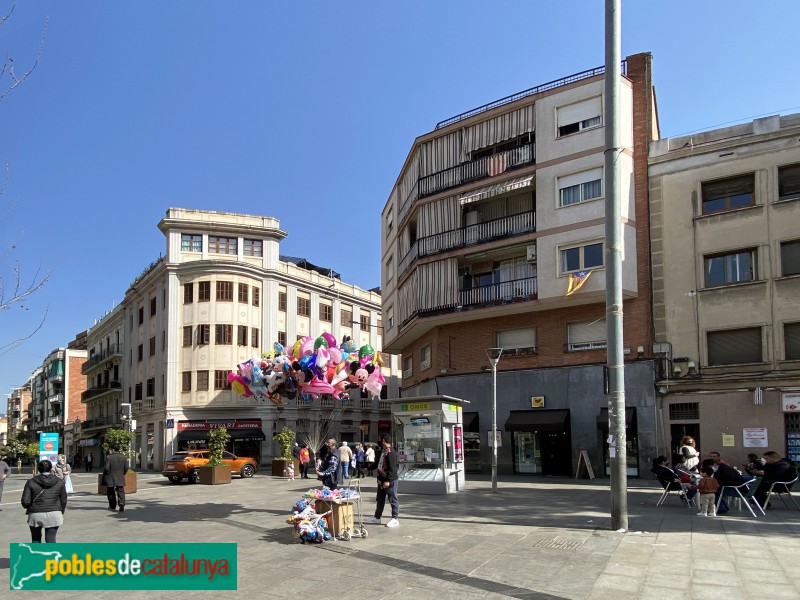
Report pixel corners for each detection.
[565,270,592,296]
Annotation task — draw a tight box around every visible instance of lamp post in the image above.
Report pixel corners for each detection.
[486,348,503,492]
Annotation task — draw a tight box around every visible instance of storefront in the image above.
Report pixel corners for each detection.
[597,407,638,477]
[173,420,267,465]
[505,409,571,476]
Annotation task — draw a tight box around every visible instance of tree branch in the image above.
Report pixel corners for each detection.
[0,11,47,103]
[0,304,47,357]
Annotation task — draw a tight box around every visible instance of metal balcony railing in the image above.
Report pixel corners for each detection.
[82,415,121,429]
[459,276,538,308]
[81,380,123,402]
[82,344,124,374]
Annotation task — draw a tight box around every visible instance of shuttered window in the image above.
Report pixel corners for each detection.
[778,164,800,199]
[557,97,602,137]
[701,174,754,214]
[785,322,800,360]
[707,327,762,365]
[462,104,536,157]
[558,167,603,206]
[497,328,536,356]
[567,318,607,351]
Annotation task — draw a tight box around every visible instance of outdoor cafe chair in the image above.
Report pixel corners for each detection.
[763,475,800,510]
[717,476,764,518]
[653,468,693,509]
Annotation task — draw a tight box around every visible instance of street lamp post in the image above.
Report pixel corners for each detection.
[486,348,503,493]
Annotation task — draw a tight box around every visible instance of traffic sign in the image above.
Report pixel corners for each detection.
[166,418,175,429]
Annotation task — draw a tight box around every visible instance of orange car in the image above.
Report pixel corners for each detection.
[162,450,257,483]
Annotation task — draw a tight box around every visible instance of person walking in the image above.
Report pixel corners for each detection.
[691,465,720,516]
[85,452,94,473]
[0,454,11,509]
[21,459,67,543]
[316,438,340,490]
[338,441,353,483]
[355,443,366,478]
[104,447,127,513]
[365,434,400,528]
[365,444,376,477]
[298,444,311,479]
[73,453,82,470]
[54,455,74,495]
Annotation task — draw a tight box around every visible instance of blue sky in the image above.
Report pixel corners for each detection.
[1,1,798,398]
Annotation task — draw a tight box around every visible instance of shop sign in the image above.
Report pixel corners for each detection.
[401,403,430,411]
[782,392,800,412]
[531,396,545,408]
[177,420,262,431]
[743,427,768,448]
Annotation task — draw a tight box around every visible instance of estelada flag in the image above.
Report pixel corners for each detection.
[565,270,592,296]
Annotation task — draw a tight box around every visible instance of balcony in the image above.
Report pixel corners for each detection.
[359,399,373,411]
[82,415,121,430]
[82,380,123,402]
[398,211,536,277]
[398,143,535,224]
[82,344,123,374]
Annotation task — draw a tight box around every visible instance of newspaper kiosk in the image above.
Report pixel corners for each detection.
[391,396,467,495]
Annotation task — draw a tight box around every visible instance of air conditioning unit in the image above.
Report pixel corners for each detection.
[526,244,537,262]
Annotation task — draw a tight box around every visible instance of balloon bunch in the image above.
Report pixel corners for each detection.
[229,333,385,405]
[286,499,332,543]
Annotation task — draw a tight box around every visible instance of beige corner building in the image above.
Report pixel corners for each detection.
[649,114,800,465]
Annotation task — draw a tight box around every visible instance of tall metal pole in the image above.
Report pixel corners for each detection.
[605,0,628,531]
[492,360,498,493]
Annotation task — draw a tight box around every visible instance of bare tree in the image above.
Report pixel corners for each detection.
[0,3,47,103]
[295,398,344,459]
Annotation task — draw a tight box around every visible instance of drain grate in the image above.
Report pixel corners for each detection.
[534,538,584,551]
[316,544,360,555]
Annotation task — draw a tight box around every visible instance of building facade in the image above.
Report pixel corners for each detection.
[649,113,800,466]
[381,53,659,477]
[124,209,395,471]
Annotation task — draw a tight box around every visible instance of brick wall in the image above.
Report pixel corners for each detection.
[67,355,87,422]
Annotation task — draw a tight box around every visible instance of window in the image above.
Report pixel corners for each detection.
[183,326,192,347]
[208,236,237,255]
[707,327,762,365]
[778,164,800,200]
[385,257,394,285]
[561,242,603,273]
[214,370,231,390]
[387,307,394,330]
[198,281,211,302]
[341,307,352,326]
[278,291,287,311]
[216,324,233,345]
[669,402,699,420]
[320,304,332,322]
[182,372,191,392]
[137,344,143,362]
[251,327,259,348]
[237,325,248,346]
[184,283,193,304]
[217,281,233,301]
[244,239,263,257]
[781,240,800,276]
[162,330,166,351]
[238,283,249,303]
[567,318,607,351]
[278,331,287,348]
[149,336,156,356]
[704,249,756,287]
[497,327,537,356]
[138,306,144,325]
[150,296,157,317]
[252,287,260,307]
[557,97,602,137]
[197,324,211,345]
[785,323,800,360]
[135,383,142,401]
[181,234,202,252]
[420,344,431,371]
[146,377,155,397]
[360,314,370,329]
[701,174,755,215]
[558,168,603,206]
[297,297,310,317]
[402,354,413,378]
[197,370,209,391]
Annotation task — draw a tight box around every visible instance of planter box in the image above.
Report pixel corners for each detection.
[271,458,299,476]
[197,465,232,485]
[97,471,138,495]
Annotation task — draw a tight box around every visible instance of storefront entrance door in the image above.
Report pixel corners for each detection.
[513,431,540,474]
[541,431,572,476]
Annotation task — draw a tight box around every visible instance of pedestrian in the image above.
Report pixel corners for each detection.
[338,441,353,483]
[54,455,74,495]
[21,459,67,543]
[291,442,300,461]
[298,444,311,479]
[365,444,376,476]
[104,447,127,513]
[365,434,400,528]
[73,453,82,470]
[355,443,366,478]
[691,465,720,517]
[85,452,94,473]
[315,438,340,490]
[678,436,700,472]
[0,454,11,508]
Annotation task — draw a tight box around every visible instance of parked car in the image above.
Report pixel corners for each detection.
[162,450,257,483]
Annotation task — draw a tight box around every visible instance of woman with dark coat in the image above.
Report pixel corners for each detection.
[21,459,68,543]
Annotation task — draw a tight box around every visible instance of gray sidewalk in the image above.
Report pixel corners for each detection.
[2,470,800,599]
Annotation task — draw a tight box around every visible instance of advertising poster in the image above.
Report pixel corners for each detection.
[743,427,768,448]
[453,426,463,462]
[39,432,60,463]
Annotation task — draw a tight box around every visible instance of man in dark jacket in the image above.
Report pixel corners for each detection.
[366,434,400,528]
[751,451,797,508]
[21,459,67,543]
[104,447,128,513]
[703,457,745,514]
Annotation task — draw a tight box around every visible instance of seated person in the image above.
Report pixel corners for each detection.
[652,456,693,504]
[750,451,797,508]
[702,458,746,514]
[742,453,766,476]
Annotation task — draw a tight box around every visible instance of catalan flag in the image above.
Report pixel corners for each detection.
[565,270,592,296]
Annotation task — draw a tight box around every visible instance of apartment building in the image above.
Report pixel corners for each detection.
[649,113,800,466]
[124,208,393,471]
[381,53,659,477]
[6,381,33,439]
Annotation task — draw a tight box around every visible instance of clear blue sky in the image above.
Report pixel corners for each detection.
[2,1,798,399]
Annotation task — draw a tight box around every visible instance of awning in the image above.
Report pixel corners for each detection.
[174,430,208,443]
[596,407,636,426]
[228,428,266,442]
[504,409,569,432]
[49,360,64,378]
[460,174,534,206]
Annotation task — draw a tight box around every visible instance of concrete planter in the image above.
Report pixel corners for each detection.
[271,458,299,476]
[97,471,138,495]
[197,465,232,485]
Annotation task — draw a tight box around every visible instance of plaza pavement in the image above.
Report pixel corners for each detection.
[2,469,800,599]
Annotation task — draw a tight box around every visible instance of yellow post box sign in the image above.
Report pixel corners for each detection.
[531,396,545,408]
